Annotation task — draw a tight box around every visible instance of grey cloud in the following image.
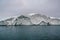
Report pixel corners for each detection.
[0,0,60,20]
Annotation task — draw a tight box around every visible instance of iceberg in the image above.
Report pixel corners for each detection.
[0,13,60,26]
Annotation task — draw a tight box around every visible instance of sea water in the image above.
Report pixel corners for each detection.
[0,26,60,40]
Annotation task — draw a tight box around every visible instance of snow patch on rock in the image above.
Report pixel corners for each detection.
[0,13,60,25]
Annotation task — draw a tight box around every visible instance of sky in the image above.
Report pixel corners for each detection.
[0,0,60,20]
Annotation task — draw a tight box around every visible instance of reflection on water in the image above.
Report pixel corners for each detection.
[0,26,60,40]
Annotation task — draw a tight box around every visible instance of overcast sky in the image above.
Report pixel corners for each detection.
[0,0,60,20]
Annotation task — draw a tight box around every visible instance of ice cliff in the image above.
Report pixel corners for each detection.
[0,13,60,26]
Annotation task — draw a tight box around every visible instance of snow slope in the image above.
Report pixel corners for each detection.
[0,13,60,25]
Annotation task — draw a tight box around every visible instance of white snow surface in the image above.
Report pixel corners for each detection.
[0,13,60,25]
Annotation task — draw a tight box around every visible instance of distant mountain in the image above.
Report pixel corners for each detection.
[0,13,60,26]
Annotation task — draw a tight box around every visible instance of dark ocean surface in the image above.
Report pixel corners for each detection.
[0,26,60,40]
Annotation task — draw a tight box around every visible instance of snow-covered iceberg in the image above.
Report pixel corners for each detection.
[0,13,60,26]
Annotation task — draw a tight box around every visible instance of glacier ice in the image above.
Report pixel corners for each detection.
[0,13,60,26]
